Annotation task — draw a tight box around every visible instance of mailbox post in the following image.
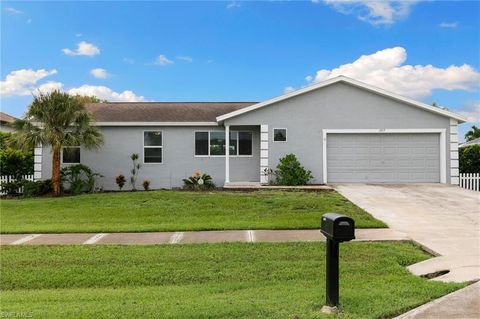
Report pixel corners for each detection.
[320,213,355,311]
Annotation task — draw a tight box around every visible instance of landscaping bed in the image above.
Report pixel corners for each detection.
[0,190,385,234]
[0,242,464,318]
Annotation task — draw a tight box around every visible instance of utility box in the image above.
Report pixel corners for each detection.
[321,213,355,242]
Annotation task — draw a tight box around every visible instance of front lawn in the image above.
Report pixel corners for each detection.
[0,190,385,233]
[0,242,463,318]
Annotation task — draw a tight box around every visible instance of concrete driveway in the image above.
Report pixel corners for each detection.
[334,184,480,283]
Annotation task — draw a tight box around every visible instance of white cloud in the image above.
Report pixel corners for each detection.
[457,102,480,123]
[0,69,60,97]
[440,22,458,28]
[62,41,100,57]
[227,1,241,9]
[67,85,145,102]
[283,86,296,94]
[305,47,480,99]
[305,75,313,82]
[4,7,23,14]
[1,68,145,101]
[155,55,174,66]
[36,81,64,93]
[90,68,109,79]
[75,33,83,37]
[177,56,193,63]
[321,1,417,25]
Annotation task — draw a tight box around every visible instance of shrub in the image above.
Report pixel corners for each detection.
[0,132,34,178]
[0,180,24,196]
[23,180,52,197]
[182,170,216,191]
[61,164,102,195]
[116,175,126,190]
[142,180,151,191]
[130,153,141,191]
[274,154,313,186]
[459,145,480,173]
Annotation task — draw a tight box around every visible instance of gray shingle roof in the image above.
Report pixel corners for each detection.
[84,102,257,122]
[0,112,17,124]
[459,137,480,148]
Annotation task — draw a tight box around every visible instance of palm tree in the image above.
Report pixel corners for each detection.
[10,90,103,196]
[465,125,480,142]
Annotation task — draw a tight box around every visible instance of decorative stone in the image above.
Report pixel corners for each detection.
[320,305,339,314]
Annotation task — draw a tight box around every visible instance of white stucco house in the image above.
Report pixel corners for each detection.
[0,112,17,133]
[36,76,466,189]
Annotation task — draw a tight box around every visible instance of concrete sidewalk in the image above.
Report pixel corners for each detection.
[0,228,408,245]
[393,281,480,319]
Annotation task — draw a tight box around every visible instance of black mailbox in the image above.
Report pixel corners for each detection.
[320,213,355,312]
[321,213,355,242]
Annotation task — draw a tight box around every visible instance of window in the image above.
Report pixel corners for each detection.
[195,131,253,156]
[238,132,252,155]
[62,147,80,164]
[144,131,162,163]
[195,132,209,156]
[229,131,238,156]
[273,128,287,142]
[210,131,225,156]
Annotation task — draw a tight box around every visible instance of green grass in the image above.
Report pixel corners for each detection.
[0,190,385,233]
[0,242,463,319]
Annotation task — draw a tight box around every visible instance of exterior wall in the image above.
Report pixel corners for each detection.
[449,119,459,185]
[224,82,452,184]
[0,124,15,133]
[34,146,42,180]
[41,126,260,190]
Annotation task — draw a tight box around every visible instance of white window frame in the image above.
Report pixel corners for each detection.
[194,130,253,157]
[61,146,81,164]
[322,128,447,184]
[273,128,287,142]
[143,130,163,164]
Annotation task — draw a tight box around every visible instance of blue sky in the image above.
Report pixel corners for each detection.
[1,1,479,140]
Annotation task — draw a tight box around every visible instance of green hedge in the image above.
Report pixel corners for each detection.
[0,132,34,177]
[459,145,480,173]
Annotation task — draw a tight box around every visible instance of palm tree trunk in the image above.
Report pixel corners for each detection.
[52,147,61,196]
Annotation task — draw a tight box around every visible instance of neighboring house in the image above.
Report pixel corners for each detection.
[0,112,17,133]
[37,76,466,189]
[459,137,480,148]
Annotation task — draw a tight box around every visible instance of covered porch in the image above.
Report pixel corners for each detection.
[223,124,269,187]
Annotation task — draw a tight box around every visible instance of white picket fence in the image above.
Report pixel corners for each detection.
[459,173,480,192]
[0,175,34,195]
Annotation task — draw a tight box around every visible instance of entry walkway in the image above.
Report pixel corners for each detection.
[0,228,407,245]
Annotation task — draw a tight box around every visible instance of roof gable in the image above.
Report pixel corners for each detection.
[216,76,467,123]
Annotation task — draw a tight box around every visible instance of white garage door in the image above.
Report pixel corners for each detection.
[327,133,440,183]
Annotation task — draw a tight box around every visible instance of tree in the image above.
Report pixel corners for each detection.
[10,91,103,196]
[459,145,480,173]
[73,95,107,104]
[0,132,34,178]
[465,125,480,142]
